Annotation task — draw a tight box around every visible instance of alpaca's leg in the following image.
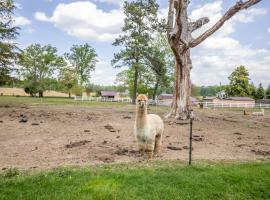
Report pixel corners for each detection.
[146,142,154,160]
[138,142,145,157]
[154,133,162,157]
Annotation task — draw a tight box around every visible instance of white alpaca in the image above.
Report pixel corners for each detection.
[134,94,164,159]
[252,109,265,116]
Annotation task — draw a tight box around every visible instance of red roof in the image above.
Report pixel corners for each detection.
[158,94,173,100]
[101,91,117,97]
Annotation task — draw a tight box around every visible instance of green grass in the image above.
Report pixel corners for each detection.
[0,162,269,200]
[0,96,129,107]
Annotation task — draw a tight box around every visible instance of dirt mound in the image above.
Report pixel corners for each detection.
[65,140,91,148]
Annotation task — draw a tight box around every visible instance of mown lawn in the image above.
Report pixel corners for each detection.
[0,162,269,200]
[0,96,128,107]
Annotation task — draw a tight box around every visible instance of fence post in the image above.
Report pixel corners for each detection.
[189,109,193,166]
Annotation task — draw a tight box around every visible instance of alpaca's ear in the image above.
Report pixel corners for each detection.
[146,93,148,97]
[136,93,139,97]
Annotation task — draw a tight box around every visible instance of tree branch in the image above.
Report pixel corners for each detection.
[188,17,210,32]
[167,0,176,39]
[189,0,262,48]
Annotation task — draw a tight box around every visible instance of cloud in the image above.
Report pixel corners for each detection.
[34,12,51,22]
[34,1,124,42]
[25,28,35,33]
[233,8,267,23]
[189,1,269,87]
[13,16,32,26]
[268,27,270,33]
[91,58,123,85]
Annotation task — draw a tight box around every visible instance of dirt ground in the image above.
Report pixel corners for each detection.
[0,104,269,170]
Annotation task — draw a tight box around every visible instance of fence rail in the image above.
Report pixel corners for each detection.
[74,96,132,103]
[203,102,270,108]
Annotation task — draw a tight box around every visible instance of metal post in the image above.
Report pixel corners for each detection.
[189,109,193,165]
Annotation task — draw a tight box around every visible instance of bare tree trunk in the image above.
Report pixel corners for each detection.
[166,0,262,119]
[68,89,71,98]
[38,90,43,98]
[132,65,139,104]
[166,52,191,119]
[152,79,159,100]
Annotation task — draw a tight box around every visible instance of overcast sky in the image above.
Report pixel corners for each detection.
[13,0,270,87]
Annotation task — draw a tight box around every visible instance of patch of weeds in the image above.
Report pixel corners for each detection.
[3,168,20,178]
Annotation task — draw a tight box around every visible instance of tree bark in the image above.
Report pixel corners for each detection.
[152,79,159,100]
[38,90,43,98]
[132,65,139,104]
[166,52,191,119]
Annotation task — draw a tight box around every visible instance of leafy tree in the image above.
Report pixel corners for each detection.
[144,34,174,99]
[144,46,168,99]
[59,67,77,98]
[266,84,270,99]
[191,84,201,97]
[0,68,12,86]
[18,44,65,97]
[65,43,97,86]
[227,66,251,97]
[112,0,160,104]
[0,0,20,83]
[255,83,265,99]
[250,82,257,98]
[200,85,219,97]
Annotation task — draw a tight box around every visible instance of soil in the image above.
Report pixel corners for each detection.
[0,104,269,170]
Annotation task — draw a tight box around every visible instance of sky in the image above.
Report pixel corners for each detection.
[13,0,270,87]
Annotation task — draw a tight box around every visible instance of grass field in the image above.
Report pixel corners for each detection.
[0,96,128,107]
[0,162,269,200]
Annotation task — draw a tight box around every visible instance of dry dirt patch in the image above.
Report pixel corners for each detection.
[0,105,269,170]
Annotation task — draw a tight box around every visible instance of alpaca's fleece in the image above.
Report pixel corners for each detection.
[134,94,164,158]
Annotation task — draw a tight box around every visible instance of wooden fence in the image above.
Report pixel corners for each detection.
[74,96,132,103]
[203,102,270,108]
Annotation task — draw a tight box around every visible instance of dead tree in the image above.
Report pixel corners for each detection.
[166,0,262,119]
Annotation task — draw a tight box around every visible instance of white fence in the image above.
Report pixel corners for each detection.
[203,102,270,108]
[74,96,132,103]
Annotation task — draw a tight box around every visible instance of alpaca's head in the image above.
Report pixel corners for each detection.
[136,94,148,110]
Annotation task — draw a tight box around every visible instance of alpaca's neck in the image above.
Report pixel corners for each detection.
[136,108,147,128]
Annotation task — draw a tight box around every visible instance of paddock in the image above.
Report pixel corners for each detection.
[0,97,269,170]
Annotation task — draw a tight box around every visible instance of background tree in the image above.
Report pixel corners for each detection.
[59,67,77,98]
[191,84,201,97]
[65,43,97,86]
[144,46,168,99]
[250,82,257,98]
[0,0,20,83]
[255,83,265,99]
[19,44,65,97]
[166,0,262,119]
[226,66,251,97]
[266,84,270,99]
[112,0,160,104]
[144,33,174,99]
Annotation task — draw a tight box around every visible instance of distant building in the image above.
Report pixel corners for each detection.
[101,91,119,99]
[202,96,255,106]
[256,99,270,104]
[202,96,221,103]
